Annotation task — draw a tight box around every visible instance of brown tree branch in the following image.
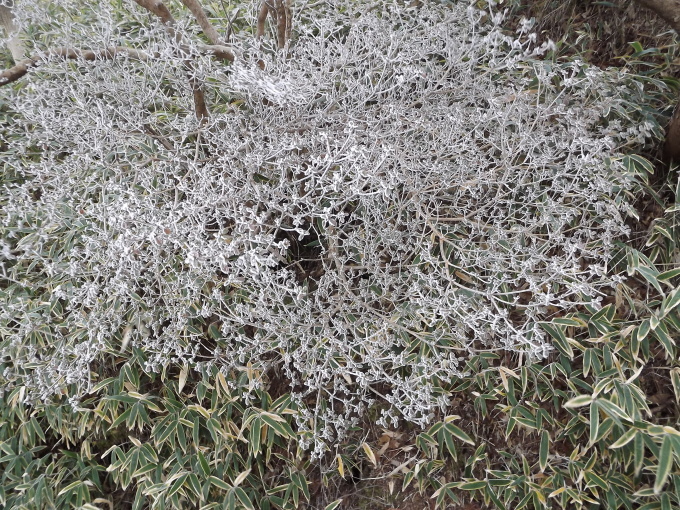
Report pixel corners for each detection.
[131,0,213,124]
[180,0,224,46]
[665,98,680,162]
[632,0,680,161]
[197,43,234,62]
[0,1,25,63]
[0,46,152,86]
[132,0,176,27]
[634,0,680,32]
[257,3,269,40]
[256,0,292,57]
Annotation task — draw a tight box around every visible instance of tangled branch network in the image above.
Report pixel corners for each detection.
[0,0,654,452]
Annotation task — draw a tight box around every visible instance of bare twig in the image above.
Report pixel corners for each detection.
[256,0,292,68]
[193,43,235,63]
[0,46,152,86]
[256,2,269,39]
[180,0,224,46]
[275,0,292,49]
[132,0,212,124]
[133,0,176,26]
[0,1,25,63]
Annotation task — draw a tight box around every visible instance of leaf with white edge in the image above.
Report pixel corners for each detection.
[610,428,638,449]
[210,476,231,491]
[671,368,680,405]
[654,435,673,494]
[661,287,680,315]
[589,400,600,446]
[637,266,664,295]
[539,429,550,472]
[234,487,254,510]
[324,500,342,510]
[232,468,251,487]
[563,395,593,408]
[657,269,680,281]
[444,421,475,445]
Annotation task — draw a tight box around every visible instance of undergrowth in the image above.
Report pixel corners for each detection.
[0,0,678,509]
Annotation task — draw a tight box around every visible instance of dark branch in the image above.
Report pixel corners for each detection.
[180,0,225,46]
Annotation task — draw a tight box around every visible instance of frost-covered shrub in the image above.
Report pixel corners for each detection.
[0,0,656,453]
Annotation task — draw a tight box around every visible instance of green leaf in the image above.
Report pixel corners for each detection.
[324,500,342,510]
[539,430,549,472]
[584,471,609,490]
[589,401,599,446]
[627,154,655,174]
[444,422,475,445]
[261,414,294,439]
[654,435,673,494]
[210,476,232,491]
[234,487,254,510]
[610,428,637,449]
[661,287,680,315]
[637,320,652,342]
[541,323,573,358]
[197,450,210,478]
[167,473,188,498]
[457,480,487,490]
[109,407,133,430]
[637,266,663,294]
[671,368,680,405]
[656,269,680,282]
[563,395,592,408]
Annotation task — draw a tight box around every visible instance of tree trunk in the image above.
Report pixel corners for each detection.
[634,0,680,161]
[0,1,25,63]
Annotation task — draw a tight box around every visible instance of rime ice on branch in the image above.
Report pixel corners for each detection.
[0,0,659,453]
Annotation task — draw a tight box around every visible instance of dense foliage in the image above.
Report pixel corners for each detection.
[0,0,678,508]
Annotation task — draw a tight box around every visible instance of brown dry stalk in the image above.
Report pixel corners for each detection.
[664,100,680,162]
[180,0,224,46]
[0,46,152,86]
[632,0,680,161]
[635,0,680,32]
[257,0,292,49]
[257,2,269,40]
[132,0,212,124]
[132,0,176,27]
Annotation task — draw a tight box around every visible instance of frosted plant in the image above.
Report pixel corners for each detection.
[0,0,659,453]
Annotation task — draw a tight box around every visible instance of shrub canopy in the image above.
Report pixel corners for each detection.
[0,0,657,453]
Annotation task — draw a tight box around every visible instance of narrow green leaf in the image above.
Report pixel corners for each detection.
[197,450,210,477]
[589,401,599,446]
[654,435,673,494]
[457,480,487,490]
[539,430,549,473]
[210,476,231,491]
[167,473,188,498]
[261,414,294,439]
[637,266,663,294]
[324,500,342,510]
[444,422,475,445]
[234,487,254,510]
[657,269,680,281]
[109,408,133,430]
[661,288,680,315]
[610,428,637,449]
[637,320,652,342]
[563,395,592,408]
